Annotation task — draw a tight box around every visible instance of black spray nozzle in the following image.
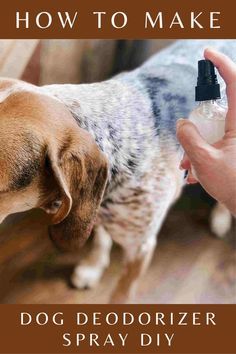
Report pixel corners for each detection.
[195,59,221,101]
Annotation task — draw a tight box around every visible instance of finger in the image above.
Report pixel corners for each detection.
[225,90,236,132]
[180,154,198,183]
[204,47,236,131]
[179,153,191,170]
[187,176,198,184]
[204,47,236,85]
[176,119,213,164]
[187,169,198,184]
[187,174,198,184]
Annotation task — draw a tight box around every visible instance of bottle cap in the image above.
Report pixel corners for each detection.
[195,60,221,101]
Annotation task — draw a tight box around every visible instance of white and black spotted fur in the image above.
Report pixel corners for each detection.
[38,40,235,302]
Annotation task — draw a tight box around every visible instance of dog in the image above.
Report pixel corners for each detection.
[0,40,234,303]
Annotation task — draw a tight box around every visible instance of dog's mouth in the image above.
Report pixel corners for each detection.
[48,225,88,253]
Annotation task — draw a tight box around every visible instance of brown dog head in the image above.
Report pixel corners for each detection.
[0,79,108,250]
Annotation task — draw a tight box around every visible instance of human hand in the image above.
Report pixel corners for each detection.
[176,48,236,216]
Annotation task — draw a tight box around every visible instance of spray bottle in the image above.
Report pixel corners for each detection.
[188,59,227,178]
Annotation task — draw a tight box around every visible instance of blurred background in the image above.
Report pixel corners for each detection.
[0,39,235,304]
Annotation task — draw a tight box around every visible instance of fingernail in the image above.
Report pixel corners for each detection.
[205,46,216,53]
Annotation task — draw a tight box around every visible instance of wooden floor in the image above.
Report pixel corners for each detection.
[0,205,235,304]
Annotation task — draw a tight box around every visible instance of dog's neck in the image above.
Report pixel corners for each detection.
[41,79,157,186]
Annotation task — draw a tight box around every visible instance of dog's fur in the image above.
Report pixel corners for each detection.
[0,40,234,302]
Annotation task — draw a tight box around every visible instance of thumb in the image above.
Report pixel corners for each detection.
[176,119,214,164]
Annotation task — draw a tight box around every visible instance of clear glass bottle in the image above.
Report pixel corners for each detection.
[189,100,226,144]
[188,60,227,178]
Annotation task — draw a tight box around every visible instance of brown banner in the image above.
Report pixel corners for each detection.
[0,0,235,39]
[0,304,235,354]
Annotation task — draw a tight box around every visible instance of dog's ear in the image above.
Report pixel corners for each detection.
[40,128,108,251]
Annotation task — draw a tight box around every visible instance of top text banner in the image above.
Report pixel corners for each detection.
[0,0,235,39]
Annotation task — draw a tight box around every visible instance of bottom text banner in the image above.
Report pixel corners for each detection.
[0,304,235,353]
